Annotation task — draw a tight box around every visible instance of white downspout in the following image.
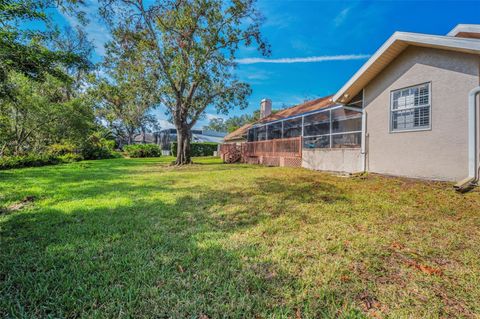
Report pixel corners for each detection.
[456,86,480,191]
[361,89,367,172]
[468,86,480,180]
[361,111,367,172]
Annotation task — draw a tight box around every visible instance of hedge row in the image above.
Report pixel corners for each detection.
[0,153,84,170]
[170,142,218,157]
[123,144,161,158]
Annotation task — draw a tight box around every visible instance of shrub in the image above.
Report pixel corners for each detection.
[47,142,77,156]
[81,133,116,160]
[170,142,218,157]
[58,153,84,163]
[0,154,60,170]
[123,144,161,158]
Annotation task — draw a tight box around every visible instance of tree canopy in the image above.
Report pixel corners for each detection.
[0,0,90,98]
[0,0,106,158]
[99,0,269,164]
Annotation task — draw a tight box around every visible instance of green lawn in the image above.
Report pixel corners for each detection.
[1,157,479,318]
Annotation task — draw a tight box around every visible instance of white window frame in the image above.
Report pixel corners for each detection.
[389,82,432,133]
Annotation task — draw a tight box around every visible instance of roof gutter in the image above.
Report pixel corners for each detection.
[455,86,480,192]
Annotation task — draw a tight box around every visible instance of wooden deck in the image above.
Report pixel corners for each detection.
[220,137,302,167]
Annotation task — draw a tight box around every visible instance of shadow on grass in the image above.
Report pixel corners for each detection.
[0,166,363,318]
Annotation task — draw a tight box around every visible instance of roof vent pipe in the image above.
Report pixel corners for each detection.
[455,86,480,192]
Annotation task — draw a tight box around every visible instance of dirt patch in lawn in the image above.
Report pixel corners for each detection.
[1,195,36,214]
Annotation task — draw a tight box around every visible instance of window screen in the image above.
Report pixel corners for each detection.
[256,125,267,141]
[303,112,330,136]
[247,128,255,142]
[302,107,361,149]
[267,122,282,140]
[283,118,302,138]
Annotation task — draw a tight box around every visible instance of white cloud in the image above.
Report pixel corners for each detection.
[235,54,370,64]
[157,119,175,130]
[235,68,272,82]
[205,113,227,121]
[334,7,351,27]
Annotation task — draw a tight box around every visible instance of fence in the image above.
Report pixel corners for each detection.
[242,137,302,158]
[219,137,302,167]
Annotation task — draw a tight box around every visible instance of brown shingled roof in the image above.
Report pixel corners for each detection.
[258,95,335,124]
[223,95,336,142]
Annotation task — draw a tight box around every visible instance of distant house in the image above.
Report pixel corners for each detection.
[133,133,160,144]
[157,128,226,153]
[221,24,480,185]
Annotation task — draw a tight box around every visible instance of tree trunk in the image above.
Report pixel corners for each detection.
[127,129,134,145]
[175,125,192,165]
[141,126,146,144]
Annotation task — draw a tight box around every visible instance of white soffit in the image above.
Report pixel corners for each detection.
[333,32,480,104]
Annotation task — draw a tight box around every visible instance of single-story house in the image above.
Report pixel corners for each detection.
[158,128,227,153]
[222,24,480,186]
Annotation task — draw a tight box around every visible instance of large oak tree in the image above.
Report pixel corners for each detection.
[100,0,269,164]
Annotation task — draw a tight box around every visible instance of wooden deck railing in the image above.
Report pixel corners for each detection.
[219,143,238,155]
[242,137,302,158]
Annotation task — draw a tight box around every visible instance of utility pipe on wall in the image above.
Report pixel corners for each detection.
[361,89,367,173]
[455,86,480,191]
[468,86,480,180]
[361,110,367,172]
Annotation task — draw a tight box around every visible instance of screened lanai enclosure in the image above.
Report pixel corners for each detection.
[247,105,362,149]
[220,104,364,169]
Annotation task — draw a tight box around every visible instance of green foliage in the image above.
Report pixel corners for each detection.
[0,154,60,170]
[57,153,84,163]
[203,117,227,132]
[123,144,161,158]
[213,110,283,133]
[80,132,116,160]
[0,0,90,97]
[93,26,161,145]
[204,109,283,133]
[99,0,269,164]
[47,142,77,156]
[204,113,257,133]
[0,72,96,156]
[171,142,218,157]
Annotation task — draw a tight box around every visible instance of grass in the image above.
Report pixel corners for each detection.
[1,156,479,318]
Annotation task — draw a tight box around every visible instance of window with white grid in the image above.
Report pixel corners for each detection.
[390,83,431,132]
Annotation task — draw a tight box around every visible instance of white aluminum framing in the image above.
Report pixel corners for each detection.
[249,105,363,149]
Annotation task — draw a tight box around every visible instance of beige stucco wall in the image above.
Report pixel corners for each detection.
[302,149,363,173]
[364,46,480,181]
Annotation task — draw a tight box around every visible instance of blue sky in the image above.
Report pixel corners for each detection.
[48,0,480,129]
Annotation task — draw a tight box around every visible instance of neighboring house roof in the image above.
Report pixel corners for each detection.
[134,133,156,143]
[192,133,225,143]
[333,30,480,104]
[224,123,252,142]
[223,95,337,142]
